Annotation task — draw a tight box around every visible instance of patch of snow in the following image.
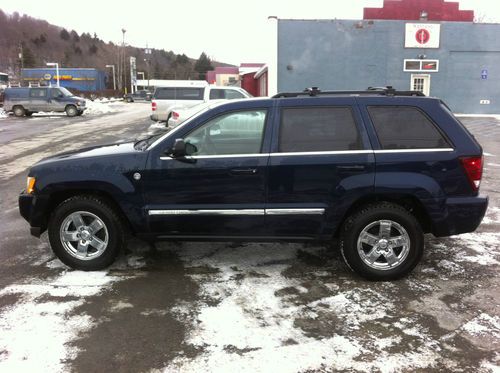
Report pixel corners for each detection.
[462,313,500,338]
[149,122,168,131]
[0,270,129,372]
[484,152,496,157]
[455,114,500,120]
[450,232,500,266]
[0,108,8,119]
[437,259,465,274]
[162,243,442,373]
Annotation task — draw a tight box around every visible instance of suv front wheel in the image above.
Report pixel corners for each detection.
[48,196,125,270]
[339,202,423,281]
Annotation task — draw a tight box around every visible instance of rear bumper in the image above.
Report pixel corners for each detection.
[431,195,488,237]
[19,192,49,238]
[150,112,168,121]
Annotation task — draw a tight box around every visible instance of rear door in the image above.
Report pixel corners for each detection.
[266,97,375,238]
[29,88,49,111]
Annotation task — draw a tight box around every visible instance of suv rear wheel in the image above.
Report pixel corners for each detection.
[13,106,25,117]
[65,105,78,117]
[339,202,423,281]
[48,196,125,270]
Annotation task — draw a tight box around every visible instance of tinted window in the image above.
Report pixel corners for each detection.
[154,87,204,100]
[225,89,245,99]
[279,107,362,152]
[368,106,450,149]
[184,110,267,156]
[30,88,47,98]
[51,89,63,98]
[209,89,225,100]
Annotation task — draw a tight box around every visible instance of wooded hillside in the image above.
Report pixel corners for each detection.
[0,10,230,88]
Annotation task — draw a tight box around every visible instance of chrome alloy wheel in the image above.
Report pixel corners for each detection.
[357,220,410,270]
[59,211,109,260]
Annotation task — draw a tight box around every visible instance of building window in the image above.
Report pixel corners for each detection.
[403,59,439,72]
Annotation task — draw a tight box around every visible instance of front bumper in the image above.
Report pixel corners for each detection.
[19,192,49,238]
[431,195,489,237]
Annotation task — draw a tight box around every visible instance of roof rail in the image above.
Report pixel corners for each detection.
[272,86,426,98]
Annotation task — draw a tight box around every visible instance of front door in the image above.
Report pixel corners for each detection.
[411,74,431,96]
[144,106,272,237]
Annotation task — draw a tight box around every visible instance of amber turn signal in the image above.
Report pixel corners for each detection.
[27,177,36,194]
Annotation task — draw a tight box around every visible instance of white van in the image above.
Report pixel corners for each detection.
[150,80,251,121]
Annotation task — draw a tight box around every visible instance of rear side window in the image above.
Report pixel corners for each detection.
[279,107,362,152]
[30,88,47,98]
[368,106,450,149]
[154,87,204,100]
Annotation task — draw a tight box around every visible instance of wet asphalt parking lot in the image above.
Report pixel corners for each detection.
[0,103,499,372]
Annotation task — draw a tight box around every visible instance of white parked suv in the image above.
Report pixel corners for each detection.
[150,80,252,121]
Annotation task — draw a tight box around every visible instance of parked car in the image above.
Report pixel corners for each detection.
[168,100,225,128]
[19,87,487,280]
[2,87,86,117]
[151,81,252,122]
[124,90,152,103]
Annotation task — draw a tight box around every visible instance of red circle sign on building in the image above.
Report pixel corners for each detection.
[415,29,430,44]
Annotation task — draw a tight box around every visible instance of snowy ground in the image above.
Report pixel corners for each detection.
[0,115,499,372]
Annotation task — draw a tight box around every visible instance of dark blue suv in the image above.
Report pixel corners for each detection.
[18,87,488,280]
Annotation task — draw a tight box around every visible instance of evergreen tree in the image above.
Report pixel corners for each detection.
[194,52,213,80]
[21,42,36,67]
[60,28,70,40]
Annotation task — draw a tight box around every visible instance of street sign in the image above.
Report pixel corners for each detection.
[481,69,488,80]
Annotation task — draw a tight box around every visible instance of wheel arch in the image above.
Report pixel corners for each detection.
[334,194,432,237]
[43,189,137,236]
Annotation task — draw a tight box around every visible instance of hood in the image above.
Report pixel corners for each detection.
[36,142,138,165]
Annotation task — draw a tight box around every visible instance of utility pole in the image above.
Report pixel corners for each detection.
[121,28,126,94]
[145,44,152,90]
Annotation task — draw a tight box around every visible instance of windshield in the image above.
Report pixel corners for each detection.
[59,87,73,97]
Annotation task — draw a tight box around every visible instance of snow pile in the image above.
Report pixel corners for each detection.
[0,270,127,371]
[0,108,8,119]
[84,100,118,115]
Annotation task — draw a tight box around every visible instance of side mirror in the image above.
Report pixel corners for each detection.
[170,138,197,157]
[171,138,186,157]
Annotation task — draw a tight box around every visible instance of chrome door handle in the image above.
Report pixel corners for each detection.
[230,168,258,175]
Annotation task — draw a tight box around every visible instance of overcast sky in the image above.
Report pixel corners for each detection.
[1,0,499,64]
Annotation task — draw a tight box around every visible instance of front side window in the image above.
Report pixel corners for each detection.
[224,89,245,99]
[51,89,63,98]
[184,110,267,156]
[279,107,362,152]
[368,106,450,149]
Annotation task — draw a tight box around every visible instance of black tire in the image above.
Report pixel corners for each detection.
[339,202,423,281]
[13,106,25,117]
[126,97,133,103]
[48,195,126,270]
[65,105,78,117]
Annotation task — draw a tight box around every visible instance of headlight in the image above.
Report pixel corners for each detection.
[27,177,36,194]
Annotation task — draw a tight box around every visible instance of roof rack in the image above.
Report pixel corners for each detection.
[272,86,426,98]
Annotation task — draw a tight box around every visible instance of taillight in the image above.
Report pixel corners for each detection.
[460,156,483,191]
[151,101,157,111]
[172,111,179,120]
